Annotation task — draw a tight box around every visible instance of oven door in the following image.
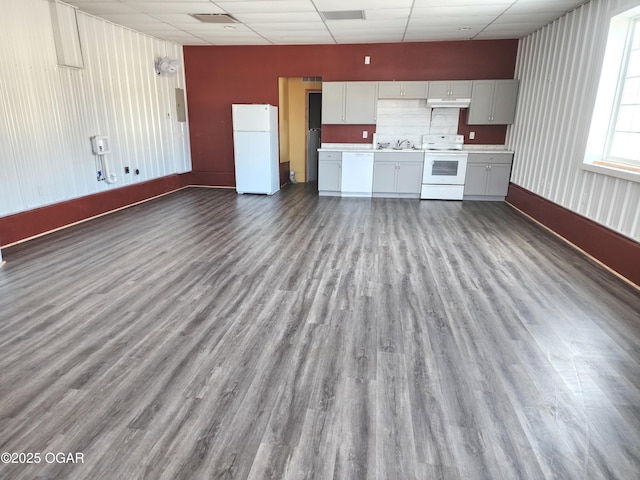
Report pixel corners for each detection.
[422,152,468,185]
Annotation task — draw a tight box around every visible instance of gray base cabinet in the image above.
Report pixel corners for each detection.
[373,152,423,197]
[464,152,513,200]
[318,152,341,196]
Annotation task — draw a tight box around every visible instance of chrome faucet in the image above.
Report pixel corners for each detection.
[396,139,412,149]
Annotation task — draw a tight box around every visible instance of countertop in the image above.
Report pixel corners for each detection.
[319,143,514,154]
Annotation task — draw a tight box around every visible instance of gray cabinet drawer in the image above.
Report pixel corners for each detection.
[467,152,513,164]
[319,151,342,161]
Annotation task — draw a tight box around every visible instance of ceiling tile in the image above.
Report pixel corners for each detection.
[99,13,161,24]
[485,22,550,31]
[271,39,332,44]
[125,2,226,14]
[405,24,484,36]
[149,13,208,23]
[265,30,332,38]
[506,2,571,15]
[62,0,584,45]
[411,5,507,17]
[199,37,272,45]
[408,15,497,27]
[215,1,315,14]
[312,0,413,9]
[363,8,411,20]
[404,33,476,41]
[325,19,407,32]
[133,25,187,34]
[493,13,560,24]
[72,2,141,14]
[175,38,211,45]
[251,22,327,32]
[331,35,404,44]
[413,0,512,5]
[170,23,255,33]
[232,12,322,23]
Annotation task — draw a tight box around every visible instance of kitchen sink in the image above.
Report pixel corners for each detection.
[376,147,422,151]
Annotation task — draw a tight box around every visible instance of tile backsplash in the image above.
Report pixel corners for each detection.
[375,99,460,147]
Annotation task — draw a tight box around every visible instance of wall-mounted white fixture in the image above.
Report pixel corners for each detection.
[91,135,117,184]
[364,55,370,65]
[155,56,179,76]
[90,136,110,154]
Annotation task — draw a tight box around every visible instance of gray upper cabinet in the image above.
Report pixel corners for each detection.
[346,82,378,124]
[428,81,472,99]
[321,82,346,124]
[378,81,429,99]
[322,81,377,124]
[468,80,519,125]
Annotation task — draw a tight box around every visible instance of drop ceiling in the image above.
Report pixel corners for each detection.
[64,0,588,45]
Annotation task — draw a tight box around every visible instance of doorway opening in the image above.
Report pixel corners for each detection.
[278,77,322,183]
[306,91,322,183]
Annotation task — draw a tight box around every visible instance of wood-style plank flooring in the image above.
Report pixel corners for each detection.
[1,185,639,480]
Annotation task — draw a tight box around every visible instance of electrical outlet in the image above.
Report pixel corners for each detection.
[469,131,475,140]
[125,166,130,174]
[364,55,370,65]
[363,131,368,139]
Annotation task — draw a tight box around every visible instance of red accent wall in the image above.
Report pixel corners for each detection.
[322,125,377,144]
[184,40,518,186]
[0,175,189,247]
[457,109,507,145]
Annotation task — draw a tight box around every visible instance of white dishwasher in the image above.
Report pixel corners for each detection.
[341,152,374,197]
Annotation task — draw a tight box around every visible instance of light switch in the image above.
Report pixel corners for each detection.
[364,56,370,65]
[469,131,475,140]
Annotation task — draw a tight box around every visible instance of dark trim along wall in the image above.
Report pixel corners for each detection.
[0,171,293,247]
[0,175,189,247]
[506,183,640,286]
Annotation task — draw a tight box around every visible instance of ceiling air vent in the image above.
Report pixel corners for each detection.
[190,13,239,24]
[320,10,365,21]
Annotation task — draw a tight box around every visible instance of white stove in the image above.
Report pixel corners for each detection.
[421,134,464,151]
[420,134,468,200]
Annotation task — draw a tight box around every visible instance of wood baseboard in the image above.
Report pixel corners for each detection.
[506,183,640,287]
[0,174,190,247]
[183,171,235,187]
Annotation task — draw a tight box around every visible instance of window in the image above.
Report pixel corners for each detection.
[607,18,640,167]
[584,5,640,182]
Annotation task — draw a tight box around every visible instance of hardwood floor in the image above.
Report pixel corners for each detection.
[0,185,639,480]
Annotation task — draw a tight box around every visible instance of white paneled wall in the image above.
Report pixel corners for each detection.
[0,0,191,218]
[507,0,640,241]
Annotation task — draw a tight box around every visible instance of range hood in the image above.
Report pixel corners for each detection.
[426,97,471,108]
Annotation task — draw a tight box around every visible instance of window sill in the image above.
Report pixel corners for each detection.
[582,161,640,183]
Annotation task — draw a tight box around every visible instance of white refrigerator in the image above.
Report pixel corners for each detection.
[232,104,280,195]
